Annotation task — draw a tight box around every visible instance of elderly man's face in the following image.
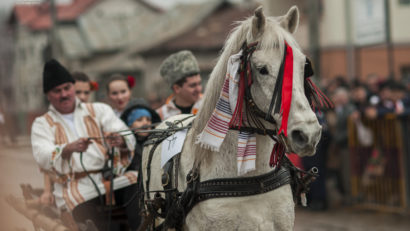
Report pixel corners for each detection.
[47,82,76,114]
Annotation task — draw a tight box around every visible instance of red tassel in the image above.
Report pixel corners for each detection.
[229,61,247,129]
[269,142,285,167]
[229,43,257,129]
[307,78,334,109]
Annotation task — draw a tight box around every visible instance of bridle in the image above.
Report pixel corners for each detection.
[229,40,331,158]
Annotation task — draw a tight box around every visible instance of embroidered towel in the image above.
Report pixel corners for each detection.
[196,51,257,175]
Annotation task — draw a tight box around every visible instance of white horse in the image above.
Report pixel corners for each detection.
[142,6,321,230]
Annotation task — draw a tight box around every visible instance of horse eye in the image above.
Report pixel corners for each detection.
[258,66,269,75]
[304,58,314,78]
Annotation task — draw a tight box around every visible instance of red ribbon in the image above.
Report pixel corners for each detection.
[278,43,293,137]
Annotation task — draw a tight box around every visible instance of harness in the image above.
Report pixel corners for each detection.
[139,41,328,231]
[140,120,317,231]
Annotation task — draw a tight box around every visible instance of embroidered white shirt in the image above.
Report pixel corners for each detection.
[31,99,137,209]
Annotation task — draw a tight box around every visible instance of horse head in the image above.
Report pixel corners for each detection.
[245,6,322,157]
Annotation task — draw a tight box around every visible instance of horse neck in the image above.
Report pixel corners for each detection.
[191,130,274,180]
[190,63,275,179]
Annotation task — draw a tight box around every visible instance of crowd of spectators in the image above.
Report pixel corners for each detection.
[303,74,410,211]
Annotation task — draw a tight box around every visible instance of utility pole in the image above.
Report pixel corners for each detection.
[345,0,355,81]
[48,0,59,59]
[384,0,394,79]
[308,0,321,80]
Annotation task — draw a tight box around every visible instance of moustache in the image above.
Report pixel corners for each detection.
[59,97,70,102]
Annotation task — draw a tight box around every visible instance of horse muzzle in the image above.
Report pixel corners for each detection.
[287,124,322,156]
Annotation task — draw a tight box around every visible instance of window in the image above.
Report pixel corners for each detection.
[399,0,410,5]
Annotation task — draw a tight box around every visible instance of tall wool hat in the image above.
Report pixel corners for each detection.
[43,59,74,93]
[160,50,200,86]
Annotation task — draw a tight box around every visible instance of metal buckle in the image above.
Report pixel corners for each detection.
[162,173,170,187]
[186,171,199,184]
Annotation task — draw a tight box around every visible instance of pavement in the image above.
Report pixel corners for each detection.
[295,207,410,231]
[0,136,410,230]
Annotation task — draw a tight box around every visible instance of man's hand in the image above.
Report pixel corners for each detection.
[39,191,54,205]
[62,138,92,159]
[105,132,125,148]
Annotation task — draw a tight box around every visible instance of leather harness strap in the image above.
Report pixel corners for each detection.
[155,155,294,230]
[196,166,291,202]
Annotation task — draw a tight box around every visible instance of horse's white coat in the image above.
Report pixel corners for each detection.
[142,6,321,230]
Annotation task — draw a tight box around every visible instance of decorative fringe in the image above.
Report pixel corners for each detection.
[269,142,285,168]
[304,78,333,112]
[195,135,220,152]
[229,66,246,129]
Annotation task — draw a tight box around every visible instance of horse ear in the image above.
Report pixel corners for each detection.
[252,6,265,38]
[280,6,299,34]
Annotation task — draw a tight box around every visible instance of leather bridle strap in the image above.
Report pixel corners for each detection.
[230,125,276,137]
[266,43,287,120]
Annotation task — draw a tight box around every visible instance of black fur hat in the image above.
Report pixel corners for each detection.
[43,59,74,93]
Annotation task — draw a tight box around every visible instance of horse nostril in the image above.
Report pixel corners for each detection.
[291,130,308,146]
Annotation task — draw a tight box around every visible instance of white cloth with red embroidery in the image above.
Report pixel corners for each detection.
[196,51,257,175]
[31,99,137,210]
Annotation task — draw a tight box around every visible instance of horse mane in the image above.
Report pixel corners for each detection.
[191,13,301,166]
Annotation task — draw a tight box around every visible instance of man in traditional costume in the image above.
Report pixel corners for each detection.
[156,50,203,120]
[31,59,138,230]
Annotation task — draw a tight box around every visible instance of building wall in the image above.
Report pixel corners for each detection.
[356,46,390,81]
[318,0,410,82]
[11,25,49,133]
[391,0,410,43]
[320,48,347,80]
[320,0,347,47]
[78,0,158,52]
[12,26,48,113]
[394,45,410,78]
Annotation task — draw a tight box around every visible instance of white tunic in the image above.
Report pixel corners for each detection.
[31,99,137,210]
[156,94,203,120]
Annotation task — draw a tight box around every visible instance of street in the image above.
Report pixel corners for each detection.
[0,138,409,231]
[0,139,43,231]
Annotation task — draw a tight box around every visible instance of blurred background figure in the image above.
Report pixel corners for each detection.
[302,110,332,211]
[366,73,382,106]
[106,74,134,117]
[365,80,395,119]
[72,71,98,103]
[327,87,355,205]
[391,81,410,116]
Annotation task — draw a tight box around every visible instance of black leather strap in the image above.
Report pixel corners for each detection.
[162,157,175,214]
[195,165,291,203]
[230,125,277,137]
